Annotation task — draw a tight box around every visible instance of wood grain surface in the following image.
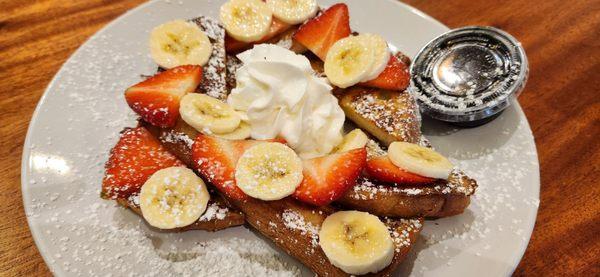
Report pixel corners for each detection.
[0,0,598,276]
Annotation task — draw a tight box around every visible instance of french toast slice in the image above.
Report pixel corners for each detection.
[141,120,423,276]
[337,172,477,218]
[337,86,422,146]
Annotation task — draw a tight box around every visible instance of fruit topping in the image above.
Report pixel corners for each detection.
[125,65,202,127]
[361,55,410,91]
[235,142,303,200]
[294,148,367,206]
[149,20,213,69]
[334,129,369,153]
[319,211,394,275]
[365,155,435,185]
[387,141,454,179]
[324,35,375,88]
[266,0,318,25]
[139,167,210,229]
[225,18,292,53]
[102,127,185,199]
[179,93,241,134]
[191,135,285,201]
[220,0,273,43]
[293,3,351,60]
[213,122,252,140]
[361,33,391,81]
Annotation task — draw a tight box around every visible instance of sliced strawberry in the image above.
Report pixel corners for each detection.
[365,156,435,184]
[125,65,202,127]
[226,18,292,53]
[361,55,410,91]
[293,3,350,60]
[101,127,185,199]
[191,135,286,201]
[294,148,367,206]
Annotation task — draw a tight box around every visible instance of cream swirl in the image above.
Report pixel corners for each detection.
[227,44,345,158]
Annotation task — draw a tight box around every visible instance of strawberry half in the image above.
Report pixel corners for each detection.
[366,156,435,185]
[293,3,351,60]
[361,55,410,91]
[294,148,367,206]
[191,135,286,201]
[226,18,292,53]
[101,127,185,199]
[125,65,202,127]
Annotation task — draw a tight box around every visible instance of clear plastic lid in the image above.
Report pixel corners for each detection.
[410,26,528,123]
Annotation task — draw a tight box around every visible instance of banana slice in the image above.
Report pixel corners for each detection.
[266,0,318,25]
[388,141,453,179]
[213,122,251,140]
[235,142,303,201]
[140,167,210,229]
[149,20,213,69]
[324,36,376,88]
[319,211,394,275]
[220,0,273,43]
[335,129,369,153]
[361,34,391,81]
[180,93,241,134]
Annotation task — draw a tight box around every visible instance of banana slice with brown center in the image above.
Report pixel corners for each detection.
[234,142,303,200]
[150,20,212,68]
[139,167,210,229]
[179,93,242,134]
[319,211,394,275]
[388,141,453,179]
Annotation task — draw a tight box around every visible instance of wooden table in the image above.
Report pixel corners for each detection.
[0,0,598,276]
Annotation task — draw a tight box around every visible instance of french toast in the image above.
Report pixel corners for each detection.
[141,120,423,277]
[337,86,422,146]
[337,172,477,218]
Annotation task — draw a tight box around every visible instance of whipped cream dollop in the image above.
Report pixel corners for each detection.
[227,44,345,158]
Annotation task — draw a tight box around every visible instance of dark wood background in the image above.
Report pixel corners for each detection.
[0,0,598,276]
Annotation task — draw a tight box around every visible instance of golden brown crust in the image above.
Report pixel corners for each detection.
[337,172,477,218]
[338,87,422,146]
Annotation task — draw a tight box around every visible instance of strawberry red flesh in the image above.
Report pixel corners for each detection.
[361,55,410,91]
[293,3,351,60]
[294,148,367,206]
[191,135,286,201]
[125,65,202,127]
[365,156,435,185]
[102,127,185,199]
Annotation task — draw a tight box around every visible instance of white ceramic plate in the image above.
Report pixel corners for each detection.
[22,0,540,276]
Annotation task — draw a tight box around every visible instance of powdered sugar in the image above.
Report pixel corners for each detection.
[193,16,228,100]
[345,89,421,144]
[281,209,320,248]
[199,202,229,221]
[160,130,194,148]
